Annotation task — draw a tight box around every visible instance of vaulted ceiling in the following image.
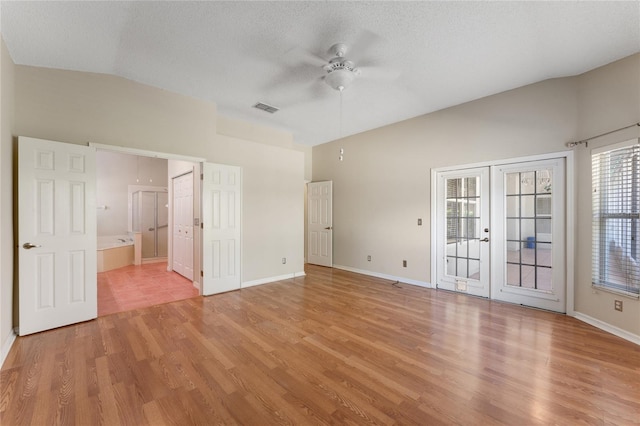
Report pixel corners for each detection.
[2,1,639,146]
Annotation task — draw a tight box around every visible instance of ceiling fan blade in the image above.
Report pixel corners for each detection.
[271,76,331,109]
[357,66,400,81]
[284,46,327,68]
[350,29,383,58]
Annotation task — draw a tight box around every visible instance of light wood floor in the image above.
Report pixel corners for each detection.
[2,265,639,425]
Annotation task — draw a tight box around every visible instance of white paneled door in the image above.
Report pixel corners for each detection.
[172,171,194,280]
[202,163,241,295]
[18,137,97,336]
[307,181,333,267]
[435,168,491,298]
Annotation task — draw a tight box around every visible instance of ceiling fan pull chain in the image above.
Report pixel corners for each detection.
[339,88,343,139]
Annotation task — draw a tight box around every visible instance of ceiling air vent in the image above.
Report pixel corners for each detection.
[253,102,279,114]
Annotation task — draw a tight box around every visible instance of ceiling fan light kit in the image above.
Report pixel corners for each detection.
[324,68,356,91]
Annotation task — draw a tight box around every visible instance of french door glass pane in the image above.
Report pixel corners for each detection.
[506,197,519,216]
[522,195,535,217]
[445,177,481,280]
[504,169,554,292]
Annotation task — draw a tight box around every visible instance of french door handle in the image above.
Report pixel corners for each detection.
[324,226,333,230]
[22,242,41,250]
[480,237,490,242]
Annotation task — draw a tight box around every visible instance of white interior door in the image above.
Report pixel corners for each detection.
[18,136,97,336]
[436,168,491,297]
[172,172,193,280]
[492,159,566,312]
[202,163,241,295]
[307,181,333,267]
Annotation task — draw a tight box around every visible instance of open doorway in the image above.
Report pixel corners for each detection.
[95,149,199,315]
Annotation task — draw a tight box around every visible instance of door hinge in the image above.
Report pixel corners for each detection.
[200,270,203,277]
[200,223,203,229]
[200,173,204,180]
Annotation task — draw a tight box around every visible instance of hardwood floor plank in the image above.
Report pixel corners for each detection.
[2,264,639,425]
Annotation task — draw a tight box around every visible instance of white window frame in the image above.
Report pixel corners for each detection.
[592,139,640,298]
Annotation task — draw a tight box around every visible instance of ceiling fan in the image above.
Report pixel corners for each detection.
[287,31,389,93]
[320,42,361,92]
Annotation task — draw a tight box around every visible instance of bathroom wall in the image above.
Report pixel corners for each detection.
[96,150,168,237]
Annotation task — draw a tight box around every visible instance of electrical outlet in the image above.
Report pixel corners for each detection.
[282,257,286,264]
[614,300,623,311]
[403,260,407,267]
[367,255,371,262]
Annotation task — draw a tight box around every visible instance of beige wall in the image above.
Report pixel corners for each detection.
[210,134,304,283]
[1,38,16,358]
[574,54,640,334]
[313,53,640,337]
[218,115,312,181]
[15,66,218,157]
[7,64,304,338]
[313,77,577,279]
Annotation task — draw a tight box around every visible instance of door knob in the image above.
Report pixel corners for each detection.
[324,226,333,230]
[22,243,41,250]
[480,237,489,242]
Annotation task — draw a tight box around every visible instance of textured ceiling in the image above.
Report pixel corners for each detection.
[2,1,639,146]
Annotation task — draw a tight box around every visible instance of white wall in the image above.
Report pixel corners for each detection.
[96,150,167,236]
[0,37,16,363]
[313,53,640,338]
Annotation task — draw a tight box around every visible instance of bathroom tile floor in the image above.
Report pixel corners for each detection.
[98,262,200,316]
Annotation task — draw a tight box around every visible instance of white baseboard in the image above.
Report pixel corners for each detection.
[572,312,640,346]
[242,271,306,289]
[333,265,431,288]
[1,330,17,368]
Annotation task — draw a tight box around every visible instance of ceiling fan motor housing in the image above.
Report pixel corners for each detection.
[323,45,361,91]
[329,42,348,57]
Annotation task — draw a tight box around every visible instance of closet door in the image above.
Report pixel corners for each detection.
[172,172,194,280]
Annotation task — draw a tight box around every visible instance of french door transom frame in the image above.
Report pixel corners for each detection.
[430,151,575,314]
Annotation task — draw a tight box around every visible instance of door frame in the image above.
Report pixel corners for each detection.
[90,143,205,293]
[430,150,575,314]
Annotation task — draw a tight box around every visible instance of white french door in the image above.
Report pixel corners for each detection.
[434,157,567,312]
[307,181,333,267]
[18,137,97,335]
[202,163,242,295]
[435,168,491,297]
[492,159,566,312]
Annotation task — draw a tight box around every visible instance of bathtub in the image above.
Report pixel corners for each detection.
[97,235,135,273]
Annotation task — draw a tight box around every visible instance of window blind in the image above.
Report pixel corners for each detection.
[592,141,640,296]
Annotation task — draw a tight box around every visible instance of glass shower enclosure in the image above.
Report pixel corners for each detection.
[132,190,168,259]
